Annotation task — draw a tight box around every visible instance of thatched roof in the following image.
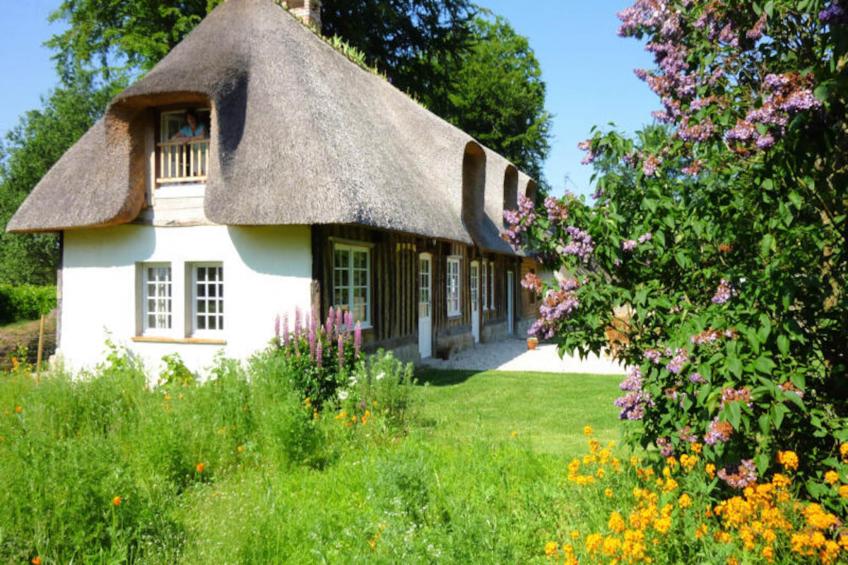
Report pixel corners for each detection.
[8,0,536,254]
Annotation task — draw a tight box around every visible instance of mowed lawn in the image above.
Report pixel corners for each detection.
[416,369,623,457]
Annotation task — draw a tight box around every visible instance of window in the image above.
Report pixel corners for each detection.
[192,264,224,335]
[158,108,211,185]
[333,244,371,326]
[447,256,461,317]
[470,262,479,312]
[142,263,172,334]
[482,261,489,311]
[489,262,496,311]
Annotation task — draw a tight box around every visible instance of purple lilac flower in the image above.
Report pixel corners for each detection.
[644,349,662,364]
[704,418,733,445]
[622,239,638,252]
[712,279,733,304]
[638,232,652,244]
[678,426,697,443]
[577,139,596,165]
[354,322,362,358]
[544,196,569,223]
[720,387,753,408]
[689,372,706,384]
[780,89,821,113]
[746,13,767,40]
[725,121,756,142]
[503,195,537,250]
[656,437,674,458]
[561,226,595,262]
[642,154,661,177]
[614,367,655,421]
[755,133,776,150]
[666,348,689,374]
[718,459,758,489]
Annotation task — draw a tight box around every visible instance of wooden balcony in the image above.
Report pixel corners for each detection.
[156,139,209,185]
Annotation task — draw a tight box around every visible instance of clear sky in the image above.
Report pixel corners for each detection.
[0,0,658,197]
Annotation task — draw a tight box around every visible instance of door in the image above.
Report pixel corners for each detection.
[507,270,515,336]
[418,254,433,358]
[470,261,480,343]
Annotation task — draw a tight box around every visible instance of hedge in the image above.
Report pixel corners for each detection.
[0,284,57,325]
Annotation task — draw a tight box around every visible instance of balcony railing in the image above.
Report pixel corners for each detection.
[156,139,209,185]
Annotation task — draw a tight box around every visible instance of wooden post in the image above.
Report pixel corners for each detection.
[36,313,45,382]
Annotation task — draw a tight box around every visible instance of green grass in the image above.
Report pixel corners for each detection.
[0,356,626,563]
[416,369,622,456]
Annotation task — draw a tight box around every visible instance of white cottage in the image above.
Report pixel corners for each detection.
[8,0,540,375]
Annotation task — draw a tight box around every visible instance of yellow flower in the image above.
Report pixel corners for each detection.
[691,442,702,454]
[777,450,799,471]
[608,511,626,533]
[841,443,848,462]
[583,425,593,437]
[510,430,518,438]
[824,470,839,485]
[678,493,692,509]
[570,530,580,540]
[602,536,621,557]
[544,541,558,557]
[585,533,603,553]
[762,546,774,562]
[706,463,716,479]
[112,496,122,506]
[695,523,708,539]
[604,488,614,498]
[14,405,22,414]
[839,485,848,499]
[303,397,312,407]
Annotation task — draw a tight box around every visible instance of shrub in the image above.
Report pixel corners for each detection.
[508,0,848,500]
[0,284,56,324]
[337,349,417,431]
[267,306,363,405]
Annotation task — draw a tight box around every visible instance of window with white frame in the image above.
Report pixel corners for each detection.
[489,261,495,311]
[446,256,461,317]
[333,244,371,326]
[482,260,489,311]
[142,263,172,334]
[192,263,224,334]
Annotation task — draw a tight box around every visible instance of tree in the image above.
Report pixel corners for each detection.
[443,14,550,181]
[0,75,119,285]
[509,0,847,504]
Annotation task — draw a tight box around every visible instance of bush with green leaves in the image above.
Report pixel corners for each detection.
[0,284,56,324]
[507,0,848,507]
[337,349,417,431]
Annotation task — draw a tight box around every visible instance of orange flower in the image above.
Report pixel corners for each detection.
[777,450,799,471]
[544,541,559,557]
[31,557,42,565]
[112,496,122,507]
[824,470,839,485]
[841,443,848,462]
[14,405,22,414]
[195,462,205,474]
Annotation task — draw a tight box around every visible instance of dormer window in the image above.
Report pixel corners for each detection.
[157,108,210,186]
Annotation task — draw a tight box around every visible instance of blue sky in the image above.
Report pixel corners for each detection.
[0,0,657,197]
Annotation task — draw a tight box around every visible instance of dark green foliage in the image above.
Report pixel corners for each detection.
[0,284,56,324]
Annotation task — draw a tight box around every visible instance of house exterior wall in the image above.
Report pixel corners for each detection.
[60,224,313,377]
[313,225,528,361]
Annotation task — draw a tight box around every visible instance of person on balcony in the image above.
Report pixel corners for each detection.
[173,110,207,141]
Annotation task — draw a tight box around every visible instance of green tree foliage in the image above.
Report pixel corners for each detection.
[444,14,551,181]
[508,0,848,506]
[0,75,118,285]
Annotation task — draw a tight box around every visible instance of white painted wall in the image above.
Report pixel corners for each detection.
[60,224,313,378]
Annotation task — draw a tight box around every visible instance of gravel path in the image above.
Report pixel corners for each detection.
[421,338,625,375]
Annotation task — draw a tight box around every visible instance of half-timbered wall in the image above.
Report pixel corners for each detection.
[313,225,529,359]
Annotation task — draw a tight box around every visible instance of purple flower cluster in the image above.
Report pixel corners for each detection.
[644,349,662,364]
[622,239,637,252]
[529,280,582,340]
[704,417,733,445]
[642,154,662,177]
[718,459,758,489]
[678,425,698,443]
[544,196,569,223]
[720,387,753,408]
[666,348,689,374]
[820,2,848,24]
[577,139,596,165]
[278,306,361,363]
[656,437,674,457]
[503,195,537,251]
[614,366,654,421]
[560,226,595,263]
[688,372,706,384]
[711,279,733,304]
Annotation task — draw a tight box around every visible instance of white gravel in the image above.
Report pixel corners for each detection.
[421,338,625,375]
